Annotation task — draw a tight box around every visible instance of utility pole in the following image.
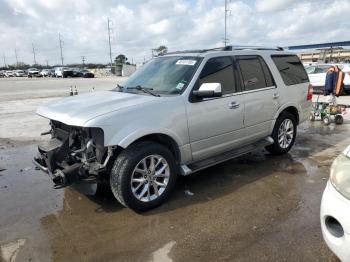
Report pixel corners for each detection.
[59,33,64,66]
[3,54,6,68]
[45,60,49,67]
[107,18,113,66]
[14,48,18,67]
[32,43,37,65]
[81,56,85,66]
[224,0,230,46]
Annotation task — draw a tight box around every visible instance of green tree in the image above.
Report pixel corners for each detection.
[115,54,128,65]
[153,45,168,56]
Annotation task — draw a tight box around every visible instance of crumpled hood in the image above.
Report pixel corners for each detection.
[37,91,157,126]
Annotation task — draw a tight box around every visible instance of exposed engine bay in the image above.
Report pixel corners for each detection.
[33,120,113,188]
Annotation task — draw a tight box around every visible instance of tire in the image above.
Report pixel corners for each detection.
[335,115,343,125]
[266,112,297,155]
[323,116,330,126]
[110,141,177,212]
[309,113,315,121]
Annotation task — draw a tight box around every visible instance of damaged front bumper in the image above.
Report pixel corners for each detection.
[33,120,112,188]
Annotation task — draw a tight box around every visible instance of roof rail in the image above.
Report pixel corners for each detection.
[163,45,283,56]
[226,45,284,51]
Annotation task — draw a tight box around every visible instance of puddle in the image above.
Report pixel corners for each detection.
[151,241,176,262]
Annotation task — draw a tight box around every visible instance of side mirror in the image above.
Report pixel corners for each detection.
[193,83,222,98]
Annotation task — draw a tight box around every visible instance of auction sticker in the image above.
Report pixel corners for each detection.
[176,59,197,66]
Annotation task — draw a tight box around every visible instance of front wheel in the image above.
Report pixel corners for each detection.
[266,112,297,155]
[110,142,177,212]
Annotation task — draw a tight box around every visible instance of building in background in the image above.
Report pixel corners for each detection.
[298,47,350,64]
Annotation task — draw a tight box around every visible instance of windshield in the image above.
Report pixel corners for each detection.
[305,66,316,74]
[121,56,201,95]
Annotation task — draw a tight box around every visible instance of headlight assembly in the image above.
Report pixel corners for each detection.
[330,150,350,200]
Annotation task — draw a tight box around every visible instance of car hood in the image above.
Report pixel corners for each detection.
[37,91,158,126]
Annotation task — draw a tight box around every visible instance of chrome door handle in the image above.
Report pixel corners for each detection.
[272,93,280,99]
[229,101,240,109]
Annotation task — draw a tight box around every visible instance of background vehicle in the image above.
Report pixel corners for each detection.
[321,145,350,261]
[54,67,74,78]
[0,71,4,77]
[5,70,14,77]
[15,70,26,77]
[34,46,312,212]
[27,68,40,78]
[40,69,50,77]
[306,63,350,95]
[74,69,95,78]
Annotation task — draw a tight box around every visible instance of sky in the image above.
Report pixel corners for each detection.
[1,0,350,66]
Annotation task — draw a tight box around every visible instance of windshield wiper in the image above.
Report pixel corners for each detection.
[126,85,160,97]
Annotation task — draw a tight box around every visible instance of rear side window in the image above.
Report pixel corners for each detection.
[271,55,309,86]
[237,56,274,91]
[199,57,236,94]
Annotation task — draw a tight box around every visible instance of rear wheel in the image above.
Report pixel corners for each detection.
[323,116,330,126]
[309,113,315,121]
[335,115,343,125]
[110,141,177,212]
[266,112,297,155]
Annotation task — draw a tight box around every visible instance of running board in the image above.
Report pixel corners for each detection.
[180,136,274,176]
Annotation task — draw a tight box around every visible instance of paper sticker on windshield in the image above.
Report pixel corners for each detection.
[175,82,185,90]
[176,60,197,66]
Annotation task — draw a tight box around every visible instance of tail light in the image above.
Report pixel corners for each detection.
[307,84,313,101]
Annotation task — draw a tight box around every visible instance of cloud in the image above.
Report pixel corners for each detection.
[0,0,349,65]
[255,0,294,12]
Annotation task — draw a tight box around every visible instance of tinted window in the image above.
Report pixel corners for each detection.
[271,55,309,85]
[199,57,235,94]
[314,66,329,74]
[259,57,274,87]
[237,56,273,91]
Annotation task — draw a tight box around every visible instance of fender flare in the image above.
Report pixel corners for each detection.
[269,103,300,132]
[106,128,185,149]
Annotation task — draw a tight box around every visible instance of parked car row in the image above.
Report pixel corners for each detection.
[0,68,95,78]
[305,63,350,95]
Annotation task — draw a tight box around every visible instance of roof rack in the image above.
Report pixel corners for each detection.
[164,45,284,55]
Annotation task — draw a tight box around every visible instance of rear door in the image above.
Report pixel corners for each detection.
[235,55,279,142]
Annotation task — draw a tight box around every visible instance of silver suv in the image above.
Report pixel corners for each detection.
[33,46,312,211]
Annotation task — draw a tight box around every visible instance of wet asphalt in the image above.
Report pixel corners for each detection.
[1,120,349,261]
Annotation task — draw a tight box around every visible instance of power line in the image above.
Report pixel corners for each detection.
[59,33,64,66]
[32,43,37,65]
[107,18,113,66]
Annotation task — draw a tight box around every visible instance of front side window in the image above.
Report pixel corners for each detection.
[198,57,236,94]
[237,56,273,91]
[121,56,201,95]
[271,55,309,86]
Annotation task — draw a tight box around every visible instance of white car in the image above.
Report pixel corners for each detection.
[27,68,40,77]
[306,63,350,94]
[321,145,350,261]
[15,70,26,77]
[4,70,14,77]
[40,69,50,77]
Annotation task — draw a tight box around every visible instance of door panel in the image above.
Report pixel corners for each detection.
[186,56,245,162]
[243,88,279,141]
[186,95,245,161]
[236,55,279,142]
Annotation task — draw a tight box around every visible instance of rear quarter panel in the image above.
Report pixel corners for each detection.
[263,54,312,132]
